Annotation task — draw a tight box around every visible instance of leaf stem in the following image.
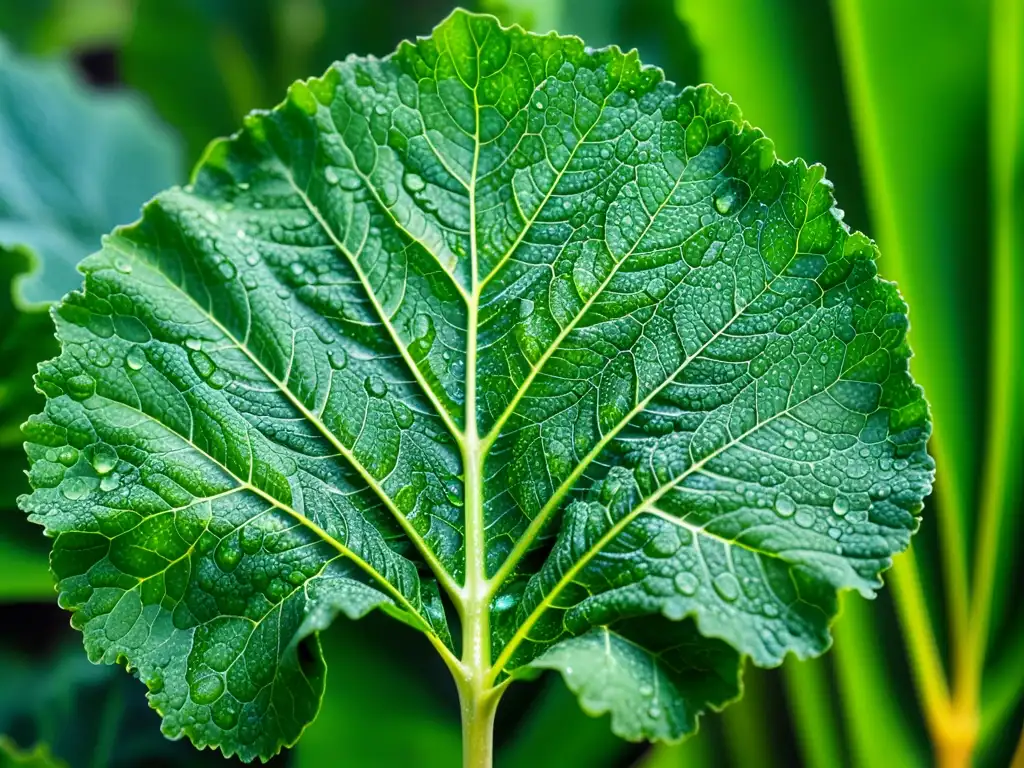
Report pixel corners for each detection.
[456,676,505,768]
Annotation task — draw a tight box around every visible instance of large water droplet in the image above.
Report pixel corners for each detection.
[647,706,662,719]
[66,374,96,401]
[444,480,463,507]
[61,476,94,501]
[774,495,795,518]
[647,530,679,557]
[126,347,146,371]
[91,444,118,476]
[190,675,225,705]
[364,376,388,398]
[674,572,699,596]
[832,498,849,516]
[185,338,203,351]
[328,347,348,370]
[712,572,740,602]
[714,192,735,215]
[392,401,414,429]
[794,509,815,528]
[324,166,340,186]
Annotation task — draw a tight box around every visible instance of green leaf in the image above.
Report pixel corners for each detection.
[528,616,739,742]
[20,10,932,760]
[0,38,181,306]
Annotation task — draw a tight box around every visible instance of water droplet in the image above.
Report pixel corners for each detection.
[714,192,734,215]
[712,572,740,602]
[870,483,891,500]
[218,260,237,281]
[647,530,679,557]
[61,476,94,501]
[774,495,795,518]
[328,348,348,370]
[674,572,699,596]
[185,338,202,351]
[392,401,414,429]
[100,474,120,492]
[238,182,250,191]
[57,447,78,466]
[91,444,118,476]
[832,498,849,516]
[66,374,96,401]
[519,298,535,320]
[340,173,360,191]
[324,167,340,185]
[639,684,654,697]
[804,430,818,443]
[846,460,869,479]
[204,210,219,224]
[191,675,225,705]
[894,458,909,471]
[114,257,133,274]
[819,353,829,364]
[794,509,815,528]
[647,706,662,719]
[828,527,843,540]
[404,173,426,193]
[374,104,388,116]
[439,479,463,507]
[364,376,388,398]
[126,347,146,371]
[764,603,780,618]
[242,274,258,290]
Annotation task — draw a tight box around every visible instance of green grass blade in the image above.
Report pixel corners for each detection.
[831,0,990,652]
[833,591,926,767]
[782,659,844,768]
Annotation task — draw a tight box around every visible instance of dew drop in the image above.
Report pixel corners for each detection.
[392,401,414,429]
[869,483,891,500]
[714,192,734,215]
[126,347,146,371]
[91,444,118,476]
[828,527,843,540]
[324,166,340,185]
[66,374,96,401]
[647,530,679,557]
[763,603,780,618]
[444,480,463,507]
[894,458,909,471]
[364,376,388,398]
[242,274,258,290]
[639,684,654,697]
[57,447,78,466]
[819,353,830,365]
[674,572,699,596]
[100,474,120,492]
[519,298,535,320]
[185,338,202,351]
[374,104,388,116]
[794,509,815,528]
[832,498,850,516]
[114,257,133,274]
[191,675,225,705]
[647,706,662,719]
[328,347,349,370]
[61,476,94,501]
[774,495,795,518]
[804,430,818,443]
[712,572,740,602]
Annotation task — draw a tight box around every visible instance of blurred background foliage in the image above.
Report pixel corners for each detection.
[0,0,1020,766]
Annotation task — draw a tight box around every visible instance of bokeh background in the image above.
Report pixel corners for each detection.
[0,1,1020,766]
